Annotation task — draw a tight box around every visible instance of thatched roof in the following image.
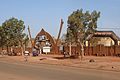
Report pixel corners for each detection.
[86,31,120,41]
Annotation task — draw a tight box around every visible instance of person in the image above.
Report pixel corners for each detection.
[24,55,28,62]
[63,51,66,58]
[24,51,29,61]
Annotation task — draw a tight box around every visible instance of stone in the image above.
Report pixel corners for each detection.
[89,59,95,62]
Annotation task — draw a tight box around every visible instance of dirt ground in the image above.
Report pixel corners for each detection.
[0,54,120,72]
[0,71,31,80]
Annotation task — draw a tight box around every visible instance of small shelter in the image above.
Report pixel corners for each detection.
[86,31,120,46]
[34,28,56,54]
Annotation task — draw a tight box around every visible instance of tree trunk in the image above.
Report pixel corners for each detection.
[21,45,24,56]
[6,46,9,55]
[69,42,72,56]
[20,41,24,56]
[10,47,13,53]
[80,42,84,60]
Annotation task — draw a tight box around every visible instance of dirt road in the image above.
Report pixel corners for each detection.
[0,61,120,80]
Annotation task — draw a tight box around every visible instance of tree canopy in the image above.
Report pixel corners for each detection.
[66,9,100,59]
[1,17,28,48]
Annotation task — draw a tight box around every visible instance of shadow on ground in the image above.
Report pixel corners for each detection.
[53,55,79,59]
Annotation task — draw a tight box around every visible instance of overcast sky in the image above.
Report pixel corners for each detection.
[0,0,120,38]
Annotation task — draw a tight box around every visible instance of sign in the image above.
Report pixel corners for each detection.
[24,51,29,56]
[59,45,63,51]
[43,46,50,53]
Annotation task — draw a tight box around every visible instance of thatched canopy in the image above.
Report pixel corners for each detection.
[86,31,120,45]
[34,28,55,48]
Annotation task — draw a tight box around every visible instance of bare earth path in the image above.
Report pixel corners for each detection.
[0,55,120,71]
[0,60,120,80]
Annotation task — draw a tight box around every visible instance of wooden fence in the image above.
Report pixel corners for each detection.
[58,45,120,56]
[84,45,120,56]
[0,45,120,56]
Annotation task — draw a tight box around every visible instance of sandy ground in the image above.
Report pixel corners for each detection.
[0,54,120,72]
[0,71,31,80]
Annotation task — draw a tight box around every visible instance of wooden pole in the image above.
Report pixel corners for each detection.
[28,26,33,48]
[56,19,64,45]
[55,19,64,54]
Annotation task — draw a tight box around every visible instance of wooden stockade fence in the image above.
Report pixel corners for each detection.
[84,45,120,56]
[0,45,120,56]
[0,47,32,56]
[59,45,120,57]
